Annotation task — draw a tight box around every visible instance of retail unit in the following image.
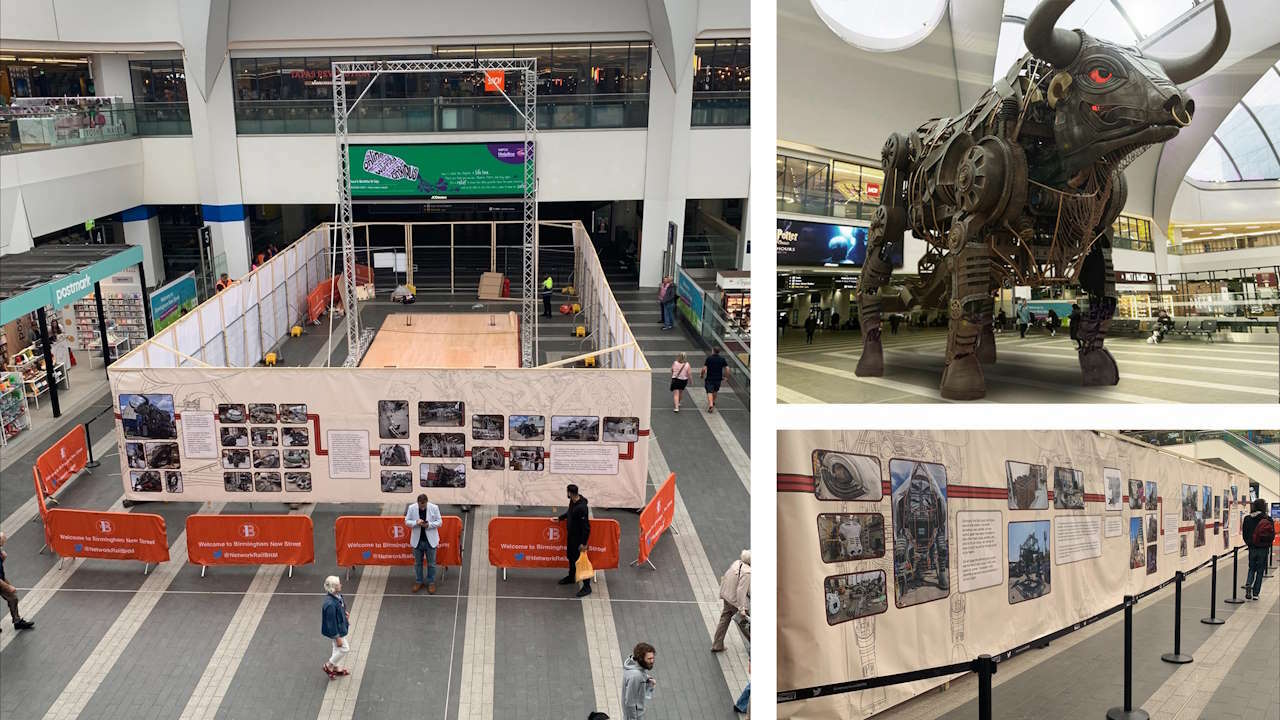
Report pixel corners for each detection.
[0,370,29,445]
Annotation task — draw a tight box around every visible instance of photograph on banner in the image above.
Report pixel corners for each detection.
[1007,461,1048,510]
[1008,520,1050,604]
[814,450,882,502]
[509,414,545,441]
[120,394,176,439]
[1102,468,1121,511]
[889,458,949,609]
[817,512,886,563]
[778,430,1248,720]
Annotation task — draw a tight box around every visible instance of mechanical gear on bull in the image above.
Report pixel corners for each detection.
[854,0,1230,399]
[895,463,946,592]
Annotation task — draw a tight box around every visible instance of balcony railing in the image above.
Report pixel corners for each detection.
[0,102,193,154]
[691,90,750,127]
[233,94,649,134]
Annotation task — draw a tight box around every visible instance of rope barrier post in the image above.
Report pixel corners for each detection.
[84,421,100,469]
[1106,595,1148,720]
[975,654,996,720]
[1201,555,1224,625]
[1225,546,1245,605]
[1161,571,1193,664]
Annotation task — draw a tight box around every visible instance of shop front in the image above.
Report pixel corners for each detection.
[0,245,152,448]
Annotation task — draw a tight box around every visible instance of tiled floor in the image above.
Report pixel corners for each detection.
[777,326,1280,404]
[0,286,751,719]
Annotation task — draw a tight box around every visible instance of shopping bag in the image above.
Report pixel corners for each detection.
[575,553,595,582]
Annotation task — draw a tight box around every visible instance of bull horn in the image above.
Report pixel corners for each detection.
[1023,0,1082,68]
[1148,0,1231,85]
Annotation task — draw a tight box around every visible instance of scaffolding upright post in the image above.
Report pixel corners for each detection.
[522,64,538,368]
[333,62,362,366]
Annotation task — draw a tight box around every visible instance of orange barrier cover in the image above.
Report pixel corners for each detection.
[35,425,89,497]
[334,515,463,567]
[45,508,169,563]
[487,517,620,570]
[307,277,342,325]
[186,514,315,566]
[637,473,677,564]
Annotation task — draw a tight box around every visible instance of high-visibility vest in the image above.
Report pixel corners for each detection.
[543,277,553,290]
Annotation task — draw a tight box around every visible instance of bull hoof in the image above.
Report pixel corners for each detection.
[855,338,884,377]
[1079,347,1119,386]
[977,327,997,365]
[940,354,986,400]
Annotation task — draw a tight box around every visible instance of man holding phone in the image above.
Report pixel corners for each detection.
[405,493,443,594]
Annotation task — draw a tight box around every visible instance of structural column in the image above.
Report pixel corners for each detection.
[184,54,253,279]
[638,1,697,287]
[90,54,132,100]
[122,206,164,288]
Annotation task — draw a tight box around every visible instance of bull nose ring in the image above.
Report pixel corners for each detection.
[1170,104,1192,127]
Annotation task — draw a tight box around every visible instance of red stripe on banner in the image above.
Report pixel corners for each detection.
[947,484,1008,500]
[881,481,891,494]
[174,413,181,420]
[309,414,327,455]
[639,429,651,436]
[778,473,816,492]
[1048,490,1055,500]
[1083,493,1105,503]
[114,412,122,420]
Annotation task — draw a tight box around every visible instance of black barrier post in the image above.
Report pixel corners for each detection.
[1106,596,1148,720]
[1226,546,1245,605]
[84,422,100,469]
[975,655,995,720]
[1201,555,1224,625]
[1161,572,1193,664]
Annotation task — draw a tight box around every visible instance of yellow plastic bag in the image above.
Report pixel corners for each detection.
[575,553,595,582]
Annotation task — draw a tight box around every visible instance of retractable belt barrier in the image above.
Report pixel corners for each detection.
[779,545,1251,719]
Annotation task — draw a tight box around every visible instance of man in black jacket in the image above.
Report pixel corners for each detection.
[1241,498,1273,601]
[554,484,593,597]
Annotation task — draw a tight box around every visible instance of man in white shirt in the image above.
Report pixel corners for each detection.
[405,493,442,594]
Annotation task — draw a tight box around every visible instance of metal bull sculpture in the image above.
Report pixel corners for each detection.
[855,0,1231,399]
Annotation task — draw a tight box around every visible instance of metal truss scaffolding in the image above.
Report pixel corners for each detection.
[332,58,538,367]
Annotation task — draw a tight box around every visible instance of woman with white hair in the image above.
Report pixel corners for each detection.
[321,575,350,679]
[710,549,750,652]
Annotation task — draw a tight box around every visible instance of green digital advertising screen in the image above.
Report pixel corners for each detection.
[348,143,529,198]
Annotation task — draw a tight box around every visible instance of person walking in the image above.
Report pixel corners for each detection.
[889,313,902,335]
[735,679,750,715]
[711,549,751,652]
[1046,308,1059,337]
[1016,299,1031,339]
[995,308,1007,334]
[0,531,35,632]
[670,352,692,413]
[1242,498,1275,601]
[701,347,730,413]
[554,484,593,597]
[321,575,350,679]
[405,493,442,594]
[778,311,787,338]
[829,310,840,332]
[1069,304,1082,349]
[804,314,817,345]
[657,276,677,330]
[621,642,656,719]
[542,275,554,318]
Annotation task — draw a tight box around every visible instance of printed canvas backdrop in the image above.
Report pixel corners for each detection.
[777,430,1245,720]
[110,366,650,507]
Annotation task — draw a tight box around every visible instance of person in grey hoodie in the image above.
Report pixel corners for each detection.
[621,642,656,719]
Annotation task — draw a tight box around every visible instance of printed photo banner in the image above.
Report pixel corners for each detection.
[109,365,650,508]
[776,430,1243,720]
[334,515,464,567]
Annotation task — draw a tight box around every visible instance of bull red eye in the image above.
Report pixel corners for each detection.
[1088,67,1113,84]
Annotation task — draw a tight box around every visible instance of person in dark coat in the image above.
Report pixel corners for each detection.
[554,484,593,597]
[320,575,350,679]
[829,311,840,332]
[804,314,817,345]
[1046,308,1059,337]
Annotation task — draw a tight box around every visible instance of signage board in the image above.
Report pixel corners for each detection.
[150,272,198,333]
[1116,271,1155,284]
[348,143,529,199]
[776,218,902,268]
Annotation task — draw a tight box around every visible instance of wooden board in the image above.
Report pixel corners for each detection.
[359,312,520,369]
[478,272,505,301]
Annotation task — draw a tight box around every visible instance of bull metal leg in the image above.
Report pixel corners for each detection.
[940,241,991,400]
[1078,234,1120,386]
[856,133,909,378]
[976,297,997,365]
